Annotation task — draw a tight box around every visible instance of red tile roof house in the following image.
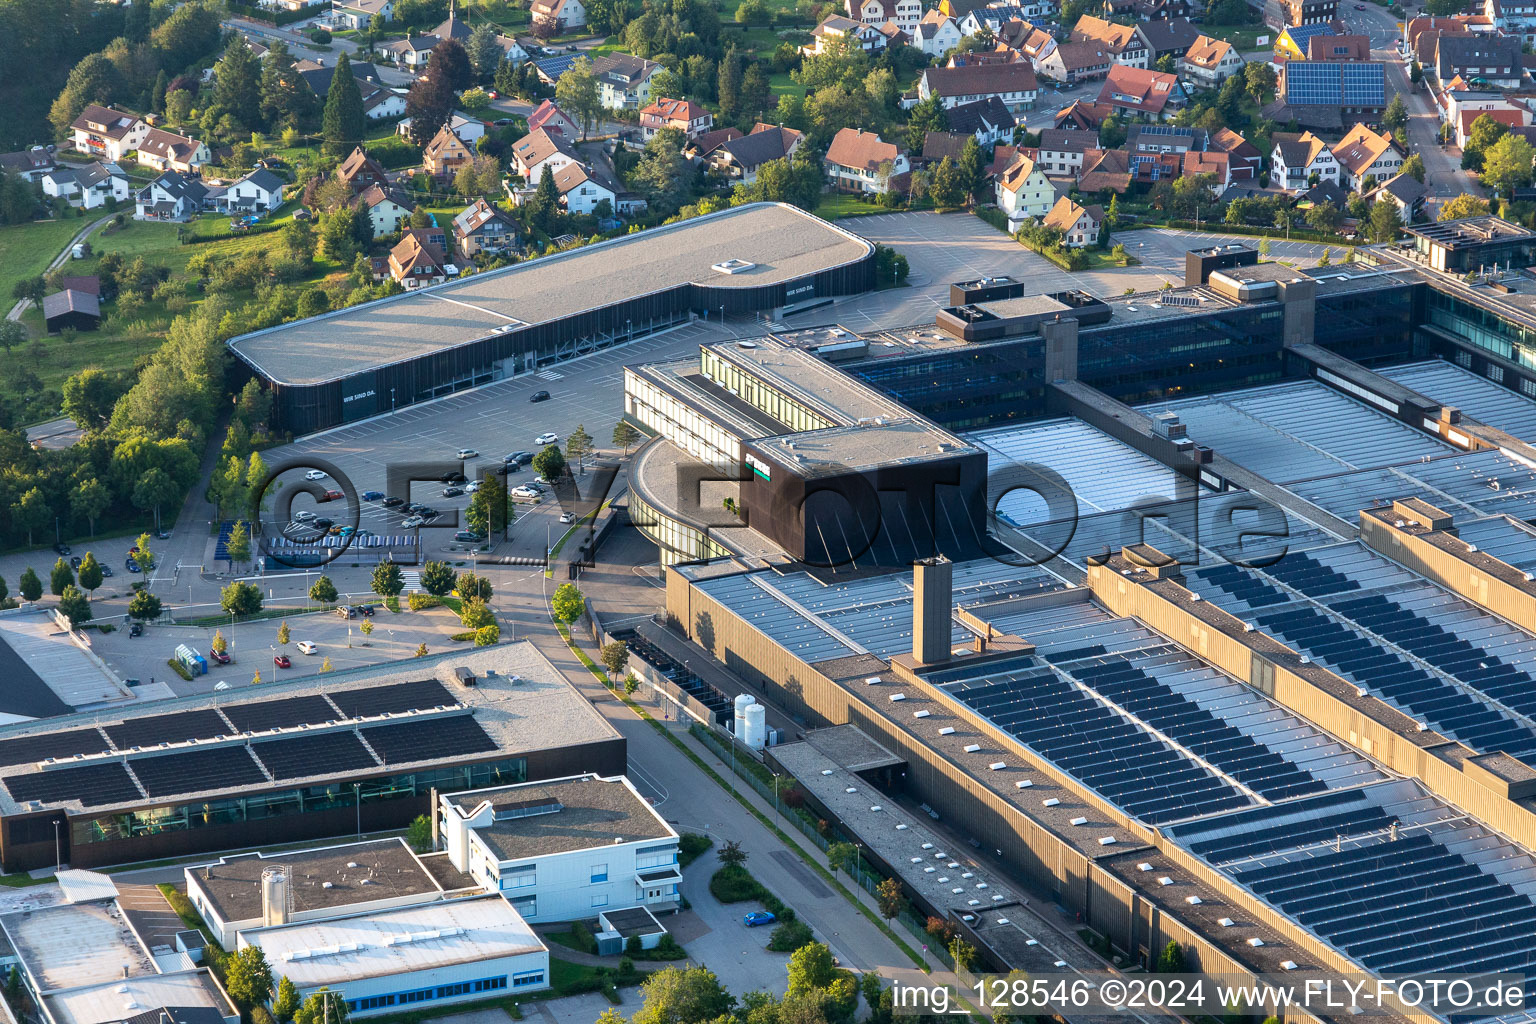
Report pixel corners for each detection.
[136,128,211,174]
[1209,127,1263,180]
[917,61,1039,112]
[707,125,803,182]
[640,98,714,139]
[527,100,581,138]
[1042,195,1104,246]
[823,128,910,193]
[1456,107,1528,148]
[389,228,448,289]
[1097,64,1186,120]
[69,104,148,164]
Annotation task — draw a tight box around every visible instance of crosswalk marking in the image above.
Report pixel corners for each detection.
[399,570,421,592]
[537,370,565,381]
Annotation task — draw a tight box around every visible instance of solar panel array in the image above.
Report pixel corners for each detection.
[1188,542,1536,765]
[0,680,487,810]
[1283,61,1385,106]
[1168,784,1536,985]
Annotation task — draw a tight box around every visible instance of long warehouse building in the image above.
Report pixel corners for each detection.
[228,203,876,434]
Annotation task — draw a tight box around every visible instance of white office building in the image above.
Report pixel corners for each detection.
[438,774,681,923]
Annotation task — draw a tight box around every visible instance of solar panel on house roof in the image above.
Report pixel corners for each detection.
[251,731,380,780]
[0,729,110,768]
[359,714,497,765]
[5,762,141,807]
[130,746,269,797]
[220,695,343,733]
[328,679,458,719]
[105,709,230,750]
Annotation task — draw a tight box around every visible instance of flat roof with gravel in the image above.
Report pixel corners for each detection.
[448,774,674,862]
[229,204,872,386]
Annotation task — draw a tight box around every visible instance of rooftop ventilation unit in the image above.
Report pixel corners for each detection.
[913,710,930,719]
[1218,918,1234,927]
[1099,837,1116,846]
[1043,797,1060,807]
[963,743,981,752]
[1070,817,1087,826]
[712,259,755,275]
[938,726,955,735]
[1015,779,1032,789]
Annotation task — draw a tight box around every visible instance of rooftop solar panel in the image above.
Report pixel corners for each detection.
[220,695,343,733]
[360,714,496,765]
[0,729,110,768]
[105,709,231,751]
[129,747,269,798]
[328,680,459,719]
[5,762,142,808]
[251,731,380,780]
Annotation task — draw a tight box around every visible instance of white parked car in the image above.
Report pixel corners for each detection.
[455,448,479,460]
[293,510,316,522]
[304,469,327,481]
[511,485,541,498]
[535,432,558,445]
[401,515,426,528]
[559,512,576,524]
[465,481,481,493]
[296,641,317,655]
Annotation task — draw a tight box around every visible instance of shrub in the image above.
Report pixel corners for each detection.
[569,921,598,954]
[167,658,193,681]
[679,833,712,866]
[626,934,642,956]
[767,919,814,951]
[407,593,441,611]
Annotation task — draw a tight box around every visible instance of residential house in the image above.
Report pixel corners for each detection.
[397,111,487,145]
[1273,22,1337,61]
[296,60,404,121]
[1135,17,1200,61]
[511,128,580,183]
[806,15,886,52]
[1308,33,1370,58]
[1077,147,1132,192]
[357,183,416,237]
[594,53,661,109]
[1433,33,1523,88]
[824,127,909,192]
[383,35,438,67]
[640,98,714,139]
[389,228,448,289]
[135,171,207,221]
[41,290,100,334]
[531,0,586,32]
[1106,0,1191,20]
[338,147,390,193]
[846,0,923,31]
[873,21,909,47]
[917,62,1039,112]
[1182,149,1231,187]
[0,147,54,182]
[1456,106,1528,147]
[41,161,129,210]
[528,100,581,137]
[996,153,1055,226]
[914,10,963,54]
[1006,20,1058,63]
[987,143,1019,175]
[1055,98,1112,129]
[920,131,969,166]
[1301,179,1350,209]
[689,126,744,161]
[1125,124,1204,181]
[1097,64,1185,119]
[1070,15,1148,67]
[1036,129,1093,176]
[423,123,475,180]
[1267,61,1385,129]
[432,10,472,40]
[358,81,408,121]
[219,168,286,213]
[944,96,1016,145]
[1331,123,1403,192]
[958,4,1048,34]
[1443,89,1518,134]
[1037,41,1115,82]
[707,125,803,182]
[550,162,643,215]
[1271,0,1337,29]
[1178,35,1244,88]
[1367,172,1428,221]
[1271,130,1339,190]
[1042,195,1103,245]
[69,104,147,163]
[136,128,210,174]
[453,198,519,258]
[1488,0,1536,45]
[332,0,394,31]
[1209,127,1263,180]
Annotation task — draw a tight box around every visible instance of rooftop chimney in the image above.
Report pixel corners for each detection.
[912,556,952,666]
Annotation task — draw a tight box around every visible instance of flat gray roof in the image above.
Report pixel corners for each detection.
[450,774,673,862]
[746,418,974,476]
[229,204,872,386]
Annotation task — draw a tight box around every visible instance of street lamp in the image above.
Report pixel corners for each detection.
[353,782,362,836]
[771,771,780,819]
[53,819,61,872]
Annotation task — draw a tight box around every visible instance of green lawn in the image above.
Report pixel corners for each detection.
[0,217,89,312]
[768,70,807,98]
[720,24,793,57]
[1199,22,1268,51]
[814,192,890,221]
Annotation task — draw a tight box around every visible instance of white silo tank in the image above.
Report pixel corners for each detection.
[733,693,754,737]
[743,703,767,750]
[261,868,289,927]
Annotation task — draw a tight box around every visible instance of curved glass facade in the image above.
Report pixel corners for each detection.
[631,491,731,566]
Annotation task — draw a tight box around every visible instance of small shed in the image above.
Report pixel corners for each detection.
[41,289,101,333]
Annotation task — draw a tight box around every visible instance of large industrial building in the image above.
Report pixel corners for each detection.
[624,220,1536,1019]
[228,203,876,434]
[0,644,623,872]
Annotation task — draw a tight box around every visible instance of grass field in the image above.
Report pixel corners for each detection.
[768,70,807,98]
[1199,21,1269,50]
[814,192,892,220]
[0,217,90,313]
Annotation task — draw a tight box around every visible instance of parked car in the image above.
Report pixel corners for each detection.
[274,654,292,668]
[456,448,479,460]
[210,649,231,665]
[338,525,356,537]
[304,469,327,481]
[363,490,385,501]
[318,489,344,502]
[417,507,441,519]
[401,515,426,528]
[743,911,776,927]
[313,518,334,530]
[296,640,317,655]
[125,559,141,573]
[383,496,406,508]
[505,450,533,465]
[100,565,113,578]
[535,432,558,445]
[442,485,464,497]
[328,524,345,535]
[54,543,70,556]
[455,530,485,542]
[465,481,481,493]
[337,605,356,618]
[69,556,81,570]
[530,390,551,403]
[441,470,468,484]
[293,510,317,522]
[129,622,142,637]
[511,485,541,498]
[357,604,375,617]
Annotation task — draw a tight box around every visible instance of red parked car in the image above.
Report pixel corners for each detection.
[210,649,231,665]
[274,654,292,668]
[317,489,344,502]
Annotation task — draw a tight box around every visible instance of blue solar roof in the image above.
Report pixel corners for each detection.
[1283,61,1385,107]
[1280,22,1336,47]
[533,54,580,81]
